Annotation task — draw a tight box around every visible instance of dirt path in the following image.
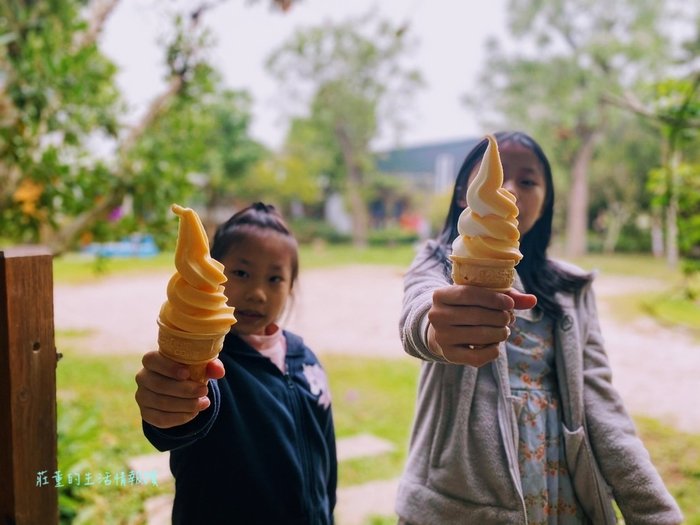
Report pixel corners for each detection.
[54,266,700,433]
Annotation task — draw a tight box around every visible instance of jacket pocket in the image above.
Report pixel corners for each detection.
[562,424,617,525]
[429,381,454,469]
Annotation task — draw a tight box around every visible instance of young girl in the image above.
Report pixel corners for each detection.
[135,203,336,525]
[396,132,682,525]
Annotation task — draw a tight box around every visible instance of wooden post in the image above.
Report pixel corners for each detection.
[0,247,58,525]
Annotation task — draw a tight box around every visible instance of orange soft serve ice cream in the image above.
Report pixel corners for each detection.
[450,135,523,291]
[157,204,236,382]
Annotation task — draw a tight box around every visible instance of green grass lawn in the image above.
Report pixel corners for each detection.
[635,417,700,525]
[54,343,419,522]
[324,354,420,487]
[52,244,686,282]
[55,344,700,524]
[52,244,419,284]
[299,243,417,269]
[56,348,167,524]
[570,252,681,280]
[570,254,700,337]
[52,252,176,284]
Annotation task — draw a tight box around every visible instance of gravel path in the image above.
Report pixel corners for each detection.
[54,265,700,433]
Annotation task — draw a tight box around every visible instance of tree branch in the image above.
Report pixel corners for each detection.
[120,75,184,154]
[601,89,700,130]
[75,0,121,49]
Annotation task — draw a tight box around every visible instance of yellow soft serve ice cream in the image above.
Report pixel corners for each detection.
[159,204,235,333]
[450,135,522,291]
[157,204,236,382]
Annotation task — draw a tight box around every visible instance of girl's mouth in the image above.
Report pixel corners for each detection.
[236,310,264,320]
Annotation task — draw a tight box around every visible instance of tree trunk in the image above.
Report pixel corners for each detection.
[345,168,369,247]
[602,202,629,254]
[74,0,121,50]
[650,209,664,258]
[334,124,369,247]
[45,186,127,255]
[665,149,681,268]
[565,129,598,258]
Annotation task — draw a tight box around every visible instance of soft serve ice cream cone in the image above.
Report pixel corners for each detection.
[157,204,236,383]
[450,135,523,291]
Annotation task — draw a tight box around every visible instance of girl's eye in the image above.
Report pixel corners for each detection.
[230,269,248,278]
[520,179,537,187]
[269,275,284,284]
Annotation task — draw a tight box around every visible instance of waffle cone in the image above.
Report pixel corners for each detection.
[449,255,516,292]
[157,319,225,383]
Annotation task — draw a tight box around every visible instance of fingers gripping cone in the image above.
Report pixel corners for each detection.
[157,204,236,383]
[450,134,522,291]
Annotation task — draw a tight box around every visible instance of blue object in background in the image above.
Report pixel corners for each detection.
[82,234,159,258]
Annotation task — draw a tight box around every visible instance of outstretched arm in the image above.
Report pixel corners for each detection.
[135,352,225,451]
[400,241,536,367]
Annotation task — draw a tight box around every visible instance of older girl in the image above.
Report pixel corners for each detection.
[396,132,682,524]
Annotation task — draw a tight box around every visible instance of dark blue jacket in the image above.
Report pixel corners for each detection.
[143,330,337,525]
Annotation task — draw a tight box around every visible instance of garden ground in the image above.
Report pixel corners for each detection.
[54,264,700,433]
[53,264,700,523]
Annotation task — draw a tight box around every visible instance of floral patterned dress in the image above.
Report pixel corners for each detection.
[506,308,585,524]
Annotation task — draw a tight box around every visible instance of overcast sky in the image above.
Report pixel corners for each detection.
[100,0,508,150]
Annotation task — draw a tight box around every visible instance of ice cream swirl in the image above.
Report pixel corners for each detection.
[451,135,523,262]
[159,204,236,334]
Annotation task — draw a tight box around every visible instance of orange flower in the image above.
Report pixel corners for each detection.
[13,179,44,217]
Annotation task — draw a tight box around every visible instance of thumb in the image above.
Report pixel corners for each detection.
[205,358,226,380]
[507,289,537,310]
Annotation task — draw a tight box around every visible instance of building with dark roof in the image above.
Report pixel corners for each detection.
[375,137,477,193]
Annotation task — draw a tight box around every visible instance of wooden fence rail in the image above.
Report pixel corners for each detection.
[0,247,58,524]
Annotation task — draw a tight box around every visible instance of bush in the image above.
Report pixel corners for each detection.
[613,223,652,253]
[288,218,351,245]
[587,223,652,254]
[367,227,419,246]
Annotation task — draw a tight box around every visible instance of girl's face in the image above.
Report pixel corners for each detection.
[465,141,548,236]
[220,233,295,336]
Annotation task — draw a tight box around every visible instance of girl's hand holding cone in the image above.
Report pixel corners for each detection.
[427,285,536,367]
[135,351,226,429]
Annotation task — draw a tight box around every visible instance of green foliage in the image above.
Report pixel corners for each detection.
[367,227,418,247]
[467,0,687,256]
[0,0,122,242]
[125,79,263,246]
[648,161,700,260]
[677,163,700,260]
[266,13,424,243]
[298,243,418,269]
[587,117,661,252]
[288,218,352,245]
[1,2,262,253]
[652,77,700,145]
[56,351,168,523]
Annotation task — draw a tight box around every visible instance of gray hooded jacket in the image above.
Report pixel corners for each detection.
[396,240,682,525]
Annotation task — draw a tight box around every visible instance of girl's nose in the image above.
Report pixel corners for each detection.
[503,179,518,200]
[246,286,266,303]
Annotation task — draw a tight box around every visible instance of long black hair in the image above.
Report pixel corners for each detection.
[210,202,299,289]
[433,131,591,320]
